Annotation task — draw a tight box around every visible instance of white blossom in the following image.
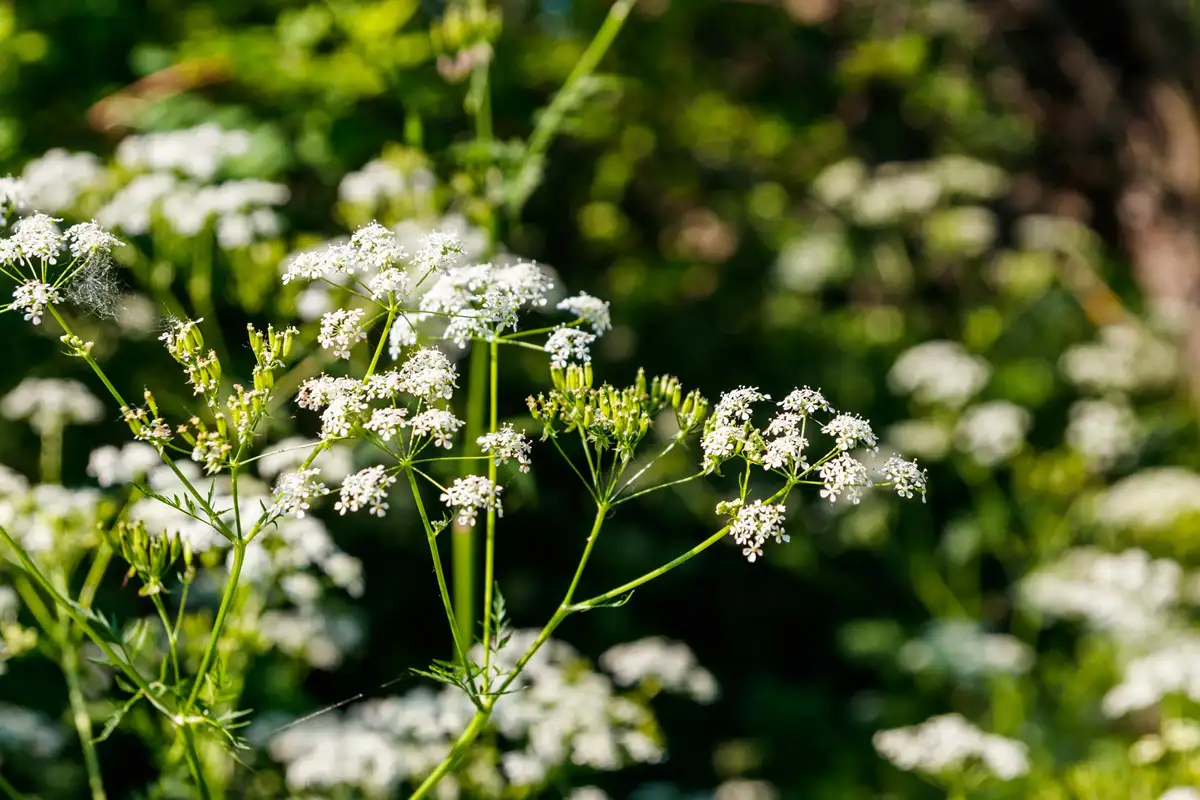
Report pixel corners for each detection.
[888,340,990,408]
[880,456,927,501]
[955,401,1030,466]
[396,347,457,402]
[409,409,464,449]
[545,327,596,368]
[819,453,872,504]
[557,292,612,334]
[272,469,328,518]
[2,378,102,434]
[1065,397,1140,471]
[65,221,122,260]
[363,408,409,442]
[722,499,789,563]
[9,280,61,325]
[87,442,160,487]
[777,386,831,416]
[713,387,770,424]
[0,176,25,217]
[413,231,464,275]
[334,466,396,517]
[478,424,532,472]
[318,308,368,359]
[1095,467,1200,531]
[873,713,1029,780]
[822,413,877,453]
[440,476,503,527]
[5,213,63,266]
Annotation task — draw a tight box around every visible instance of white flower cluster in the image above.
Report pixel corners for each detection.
[888,340,991,408]
[20,149,107,213]
[703,385,924,511]
[271,468,329,519]
[395,259,559,352]
[297,347,464,449]
[955,400,1031,466]
[1094,467,1200,532]
[720,498,789,563]
[478,424,533,473]
[440,475,503,527]
[115,123,251,181]
[1102,635,1200,718]
[2,377,103,435]
[897,620,1033,680]
[0,469,100,554]
[1060,323,1177,394]
[1065,397,1141,470]
[598,636,719,703]
[334,465,396,517]
[557,292,612,334]
[268,631,712,796]
[872,713,1029,780]
[338,159,435,208]
[1020,547,1182,638]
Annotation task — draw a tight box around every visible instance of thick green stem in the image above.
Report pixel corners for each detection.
[40,423,63,485]
[453,344,488,646]
[59,634,106,800]
[0,770,28,800]
[562,503,607,607]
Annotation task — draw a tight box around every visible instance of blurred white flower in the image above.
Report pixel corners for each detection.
[888,341,990,408]
[955,401,1030,466]
[873,713,1028,780]
[898,621,1033,680]
[1060,323,1177,394]
[1095,467,1200,531]
[1065,397,1140,470]
[2,378,103,434]
[21,149,106,212]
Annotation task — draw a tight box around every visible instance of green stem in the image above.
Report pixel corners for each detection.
[405,469,475,694]
[480,339,499,690]
[184,541,245,712]
[150,594,182,685]
[179,727,210,800]
[453,343,488,647]
[507,0,638,216]
[407,710,491,800]
[59,633,106,800]
[0,524,161,708]
[563,504,607,607]
[39,423,62,485]
[613,472,703,506]
[77,544,111,611]
[569,525,730,611]
[0,771,28,800]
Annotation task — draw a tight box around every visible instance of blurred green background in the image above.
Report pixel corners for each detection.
[4,0,1200,797]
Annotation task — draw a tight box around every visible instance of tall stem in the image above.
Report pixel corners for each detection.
[480,339,499,689]
[59,633,106,800]
[407,709,491,800]
[453,344,488,646]
[184,541,245,712]
[406,470,474,684]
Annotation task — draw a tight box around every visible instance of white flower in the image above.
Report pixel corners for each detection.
[1095,467,1200,531]
[65,221,122,260]
[888,341,990,408]
[819,453,872,503]
[0,176,26,217]
[723,499,789,563]
[872,713,1029,780]
[884,419,952,460]
[272,469,328,519]
[713,387,770,424]
[1065,397,1140,471]
[897,621,1033,680]
[1019,546,1181,638]
[557,292,612,334]
[478,424,532,472]
[822,413,877,452]
[599,636,719,703]
[413,231,464,275]
[545,327,596,368]
[349,221,406,271]
[1103,636,1200,718]
[955,401,1030,466]
[368,268,410,301]
[334,466,396,516]
[21,150,105,213]
[10,280,61,325]
[318,309,368,359]
[777,386,831,415]
[115,123,251,181]
[2,378,103,434]
[363,407,409,442]
[1060,323,1177,393]
[1160,789,1200,800]
[409,408,463,449]
[440,475,503,527]
[701,424,746,472]
[396,347,457,402]
[5,213,63,265]
[880,456,927,501]
[87,442,161,487]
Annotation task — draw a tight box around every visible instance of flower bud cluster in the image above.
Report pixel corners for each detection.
[528,365,707,464]
[113,520,192,597]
